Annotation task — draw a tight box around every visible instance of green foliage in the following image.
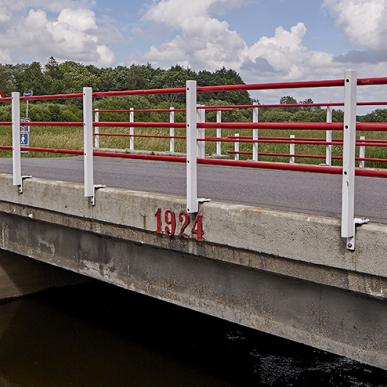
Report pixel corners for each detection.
[0,59,384,138]
[360,109,387,122]
[280,96,298,105]
[0,101,82,124]
[0,59,251,106]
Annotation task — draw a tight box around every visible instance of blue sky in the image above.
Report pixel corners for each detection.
[106,0,351,59]
[95,0,354,64]
[0,0,386,103]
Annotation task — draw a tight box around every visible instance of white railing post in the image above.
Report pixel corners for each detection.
[94,108,100,149]
[253,103,259,161]
[197,105,206,158]
[290,134,295,164]
[216,110,222,156]
[341,70,358,250]
[326,106,333,166]
[186,80,198,213]
[359,135,366,168]
[169,107,175,154]
[12,92,22,190]
[129,107,134,151]
[234,133,240,160]
[83,87,94,201]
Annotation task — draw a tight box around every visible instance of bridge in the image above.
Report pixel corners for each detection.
[0,70,387,370]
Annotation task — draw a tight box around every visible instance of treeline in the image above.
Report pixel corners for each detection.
[0,58,385,123]
[0,57,251,105]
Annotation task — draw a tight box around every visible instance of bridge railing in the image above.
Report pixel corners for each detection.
[1,70,387,249]
[189,71,387,250]
[93,108,185,153]
[200,102,387,167]
[91,101,387,170]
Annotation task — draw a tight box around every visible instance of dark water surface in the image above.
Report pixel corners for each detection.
[0,282,386,387]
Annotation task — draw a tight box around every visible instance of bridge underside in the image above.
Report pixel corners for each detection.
[0,173,386,369]
[0,250,85,302]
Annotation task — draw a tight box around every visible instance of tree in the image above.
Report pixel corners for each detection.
[280,96,298,112]
[57,61,100,93]
[45,57,64,93]
[17,62,47,95]
[201,67,251,105]
[0,66,11,96]
[45,57,62,80]
[280,96,297,105]
[361,109,387,122]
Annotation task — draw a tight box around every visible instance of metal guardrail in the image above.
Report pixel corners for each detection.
[1,70,387,249]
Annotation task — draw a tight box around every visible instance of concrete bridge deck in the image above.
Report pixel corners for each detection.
[0,157,386,369]
[0,156,385,223]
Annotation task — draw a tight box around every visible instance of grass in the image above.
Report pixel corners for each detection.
[0,124,387,169]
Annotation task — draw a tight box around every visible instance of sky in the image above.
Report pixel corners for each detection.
[0,0,387,104]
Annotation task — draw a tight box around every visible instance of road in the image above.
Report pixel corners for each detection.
[0,156,386,223]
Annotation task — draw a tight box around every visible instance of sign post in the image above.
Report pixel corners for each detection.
[22,90,33,153]
[23,90,33,118]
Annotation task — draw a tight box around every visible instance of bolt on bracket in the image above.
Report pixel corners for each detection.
[90,184,106,206]
[346,217,370,250]
[18,175,32,194]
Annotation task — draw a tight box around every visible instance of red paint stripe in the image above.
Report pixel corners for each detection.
[198,122,344,130]
[197,79,345,92]
[28,122,83,127]
[95,121,185,128]
[95,108,185,113]
[200,137,343,146]
[93,88,186,98]
[96,133,186,139]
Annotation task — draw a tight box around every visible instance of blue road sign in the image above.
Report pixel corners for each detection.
[23,90,33,97]
[21,118,30,147]
[20,132,29,146]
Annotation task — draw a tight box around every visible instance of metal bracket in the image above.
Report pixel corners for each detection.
[346,217,370,250]
[90,184,106,206]
[18,175,32,194]
[355,217,369,226]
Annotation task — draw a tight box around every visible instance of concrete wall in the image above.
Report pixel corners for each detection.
[0,174,386,369]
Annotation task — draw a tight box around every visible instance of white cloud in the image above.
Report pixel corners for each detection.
[0,48,10,63]
[0,0,114,66]
[143,0,335,81]
[324,0,387,51]
[144,0,248,70]
[145,0,249,26]
[246,23,334,80]
[142,0,387,106]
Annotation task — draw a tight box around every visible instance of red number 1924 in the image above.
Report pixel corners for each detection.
[155,209,204,241]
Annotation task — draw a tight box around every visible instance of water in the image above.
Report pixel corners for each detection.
[0,282,386,387]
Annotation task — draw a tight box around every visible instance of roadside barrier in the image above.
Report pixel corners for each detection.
[1,71,387,249]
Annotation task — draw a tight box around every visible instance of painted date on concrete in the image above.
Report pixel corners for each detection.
[155,209,204,241]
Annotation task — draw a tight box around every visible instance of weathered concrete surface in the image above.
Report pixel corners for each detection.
[0,250,85,301]
[1,212,387,370]
[0,173,386,369]
[0,173,385,284]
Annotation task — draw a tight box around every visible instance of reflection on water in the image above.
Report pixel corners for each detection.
[0,282,386,387]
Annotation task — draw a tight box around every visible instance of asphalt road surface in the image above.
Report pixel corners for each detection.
[0,156,386,223]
